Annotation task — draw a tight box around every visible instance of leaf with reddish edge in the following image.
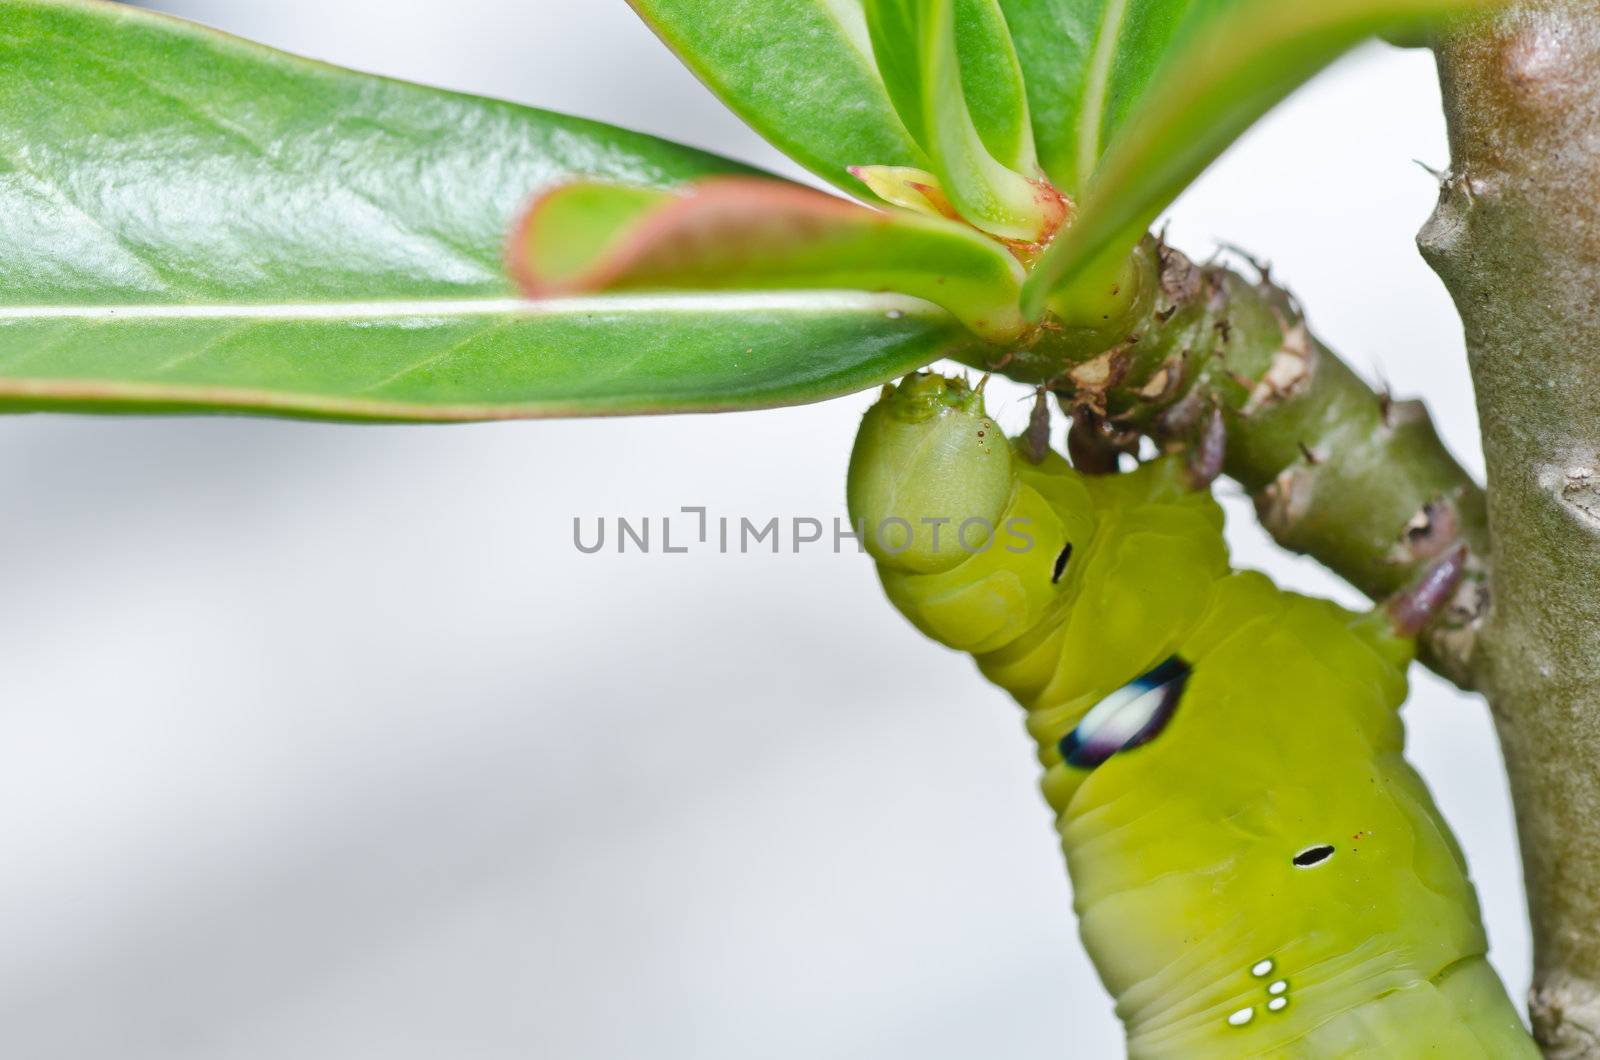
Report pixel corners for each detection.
[0,0,980,420]
[511,177,1029,343]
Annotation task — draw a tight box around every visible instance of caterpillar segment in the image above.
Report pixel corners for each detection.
[846,374,1535,1058]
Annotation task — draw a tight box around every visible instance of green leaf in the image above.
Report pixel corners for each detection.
[863,0,1059,241]
[1008,0,1501,317]
[952,0,1042,175]
[627,0,925,198]
[865,0,1037,174]
[0,0,968,419]
[996,0,1121,199]
[0,294,968,420]
[510,177,1027,342]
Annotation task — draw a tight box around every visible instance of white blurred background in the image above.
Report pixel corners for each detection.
[0,4,1522,1057]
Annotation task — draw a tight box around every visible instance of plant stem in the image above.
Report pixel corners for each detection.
[962,237,1491,684]
[1424,5,1600,1053]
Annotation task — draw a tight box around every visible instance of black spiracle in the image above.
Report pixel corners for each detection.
[1293,844,1335,868]
[1052,543,1073,583]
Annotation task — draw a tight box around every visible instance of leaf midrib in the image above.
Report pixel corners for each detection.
[817,0,878,68]
[1075,0,1132,188]
[0,291,946,321]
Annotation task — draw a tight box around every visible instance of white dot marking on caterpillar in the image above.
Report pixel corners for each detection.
[1227,1007,1256,1027]
[1267,997,1289,1012]
[1268,980,1287,996]
[1251,958,1274,977]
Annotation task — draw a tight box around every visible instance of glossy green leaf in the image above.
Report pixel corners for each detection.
[0,294,968,420]
[0,0,970,419]
[510,177,1027,342]
[627,0,925,198]
[951,0,1042,174]
[866,0,1038,174]
[1008,0,1502,316]
[863,0,1058,241]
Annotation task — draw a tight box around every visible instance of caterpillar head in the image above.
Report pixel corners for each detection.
[847,373,1019,575]
[848,373,1097,653]
[849,373,1229,671]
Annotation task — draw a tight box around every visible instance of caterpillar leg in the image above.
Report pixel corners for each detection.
[1336,545,1470,681]
[1386,545,1469,638]
[1183,402,1227,490]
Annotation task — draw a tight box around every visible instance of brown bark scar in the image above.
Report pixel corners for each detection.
[1387,497,1463,564]
[1557,465,1600,527]
[1254,466,1315,534]
[1240,321,1313,415]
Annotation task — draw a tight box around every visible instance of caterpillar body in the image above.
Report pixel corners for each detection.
[847,374,1535,1058]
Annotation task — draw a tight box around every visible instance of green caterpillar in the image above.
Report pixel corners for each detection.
[847,374,1535,1058]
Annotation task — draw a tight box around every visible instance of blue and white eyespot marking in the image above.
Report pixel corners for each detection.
[1060,655,1191,769]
